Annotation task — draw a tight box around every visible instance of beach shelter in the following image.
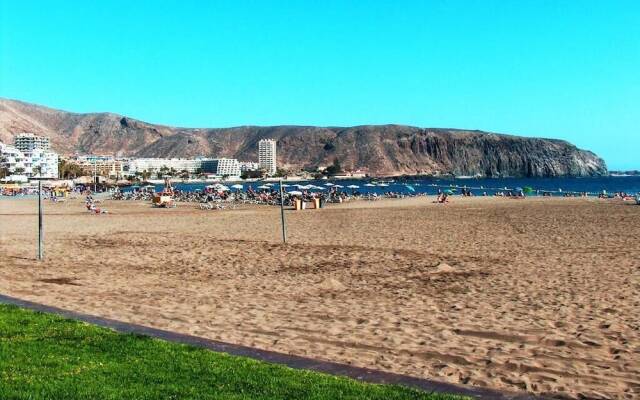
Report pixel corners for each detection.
[333,184,344,188]
[347,185,359,189]
[257,185,270,189]
[324,183,334,186]
[364,183,376,187]
[231,184,244,189]
[288,190,303,196]
[377,183,389,187]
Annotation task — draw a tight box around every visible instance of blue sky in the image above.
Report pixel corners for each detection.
[1,1,638,169]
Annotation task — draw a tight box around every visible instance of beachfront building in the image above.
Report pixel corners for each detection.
[126,158,202,177]
[14,133,51,152]
[239,161,260,172]
[200,158,241,178]
[0,140,58,180]
[11,133,58,178]
[258,139,277,175]
[0,142,27,182]
[22,148,59,178]
[72,155,127,179]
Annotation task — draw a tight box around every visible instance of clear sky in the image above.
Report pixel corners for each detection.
[1,1,638,169]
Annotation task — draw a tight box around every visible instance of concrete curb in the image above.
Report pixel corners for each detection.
[0,294,544,400]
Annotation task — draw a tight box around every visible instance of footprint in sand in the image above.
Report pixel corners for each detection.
[429,263,457,274]
[316,277,346,291]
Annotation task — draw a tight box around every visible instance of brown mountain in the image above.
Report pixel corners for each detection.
[0,98,607,177]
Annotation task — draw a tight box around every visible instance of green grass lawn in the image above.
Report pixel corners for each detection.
[0,304,466,400]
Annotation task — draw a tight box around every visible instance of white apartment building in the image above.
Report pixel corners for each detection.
[258,139,277,175]
[22,148,59,178]
[124,157,242,178]
[15,133,51,152]
[200,158,241,177]
[0,140,58,180]
[73,158,126,179]
[239,161,260,172]
[0,142,27,182]
[126,158,202,176]
[13,133,58,178]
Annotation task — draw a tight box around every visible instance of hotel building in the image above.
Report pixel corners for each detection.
[73,156,127,179]
[15,133,51,152]
[0,134,59,180]
[200,158,241,177]
[258,139,277,175]
[126,158,201,176]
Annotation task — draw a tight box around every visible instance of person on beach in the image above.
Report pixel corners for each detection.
[436,192,449,203]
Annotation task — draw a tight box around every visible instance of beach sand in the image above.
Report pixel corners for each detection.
[1,196,638,399]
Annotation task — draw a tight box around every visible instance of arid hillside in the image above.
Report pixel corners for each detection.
[0,98,607,177]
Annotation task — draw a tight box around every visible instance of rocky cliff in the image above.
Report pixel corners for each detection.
[0,98,607,177]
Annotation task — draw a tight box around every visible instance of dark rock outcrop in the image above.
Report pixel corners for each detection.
[0,98,607,177]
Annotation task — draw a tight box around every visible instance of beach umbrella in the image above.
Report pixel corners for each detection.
[333,184,344,188]
[288,190,303,196]
[347,184,359,189]
[364,183,376,187]
[405,185,416,192]
[264,183,274,186]
[324,183,334,186]
[217,185,230,191]
[257,185,270,189]
[231,184,244,189]
[445,189,454,195]
[280,184,291,188]
[377,183,389,187]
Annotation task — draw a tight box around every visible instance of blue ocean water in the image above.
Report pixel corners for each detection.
[130,176,640,197]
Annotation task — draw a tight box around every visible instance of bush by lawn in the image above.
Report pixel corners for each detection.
[0,304,466,400]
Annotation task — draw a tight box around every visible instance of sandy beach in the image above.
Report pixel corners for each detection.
[0,196,638,399]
